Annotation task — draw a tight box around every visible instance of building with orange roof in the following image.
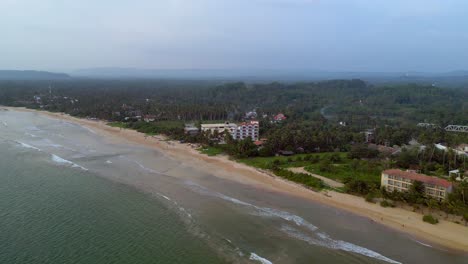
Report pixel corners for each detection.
[381,169,453,201]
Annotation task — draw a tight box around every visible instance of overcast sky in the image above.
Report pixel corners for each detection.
[1,0,467,72]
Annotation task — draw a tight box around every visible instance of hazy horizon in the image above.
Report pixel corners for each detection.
[2,0,468,72]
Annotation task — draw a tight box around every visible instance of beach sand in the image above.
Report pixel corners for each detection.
[7,107,468,253]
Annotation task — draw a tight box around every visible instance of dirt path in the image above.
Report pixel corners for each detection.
[287,167,344,188]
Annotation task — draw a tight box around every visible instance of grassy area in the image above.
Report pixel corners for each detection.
[304,159,382,184]
[238,152,382,185]
[108,120,184,136]
[238,153,347,170]
[199,146,225,156]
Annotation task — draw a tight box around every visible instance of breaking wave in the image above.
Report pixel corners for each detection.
[185,181,317,232]
[249,253,273,264]
[24,132,38,138]
[15,141,41,151]
[51,154,88,171]
[281,225,401,264]
[185,181,401,264]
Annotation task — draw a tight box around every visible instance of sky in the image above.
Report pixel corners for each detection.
[1,0,468,72]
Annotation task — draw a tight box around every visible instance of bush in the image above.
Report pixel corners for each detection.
[272,168,324,190]
[348,144,379,159]
[380,200,395,208]
[365,193,376,203]
[423,215,439,225]
[344,178,376,195]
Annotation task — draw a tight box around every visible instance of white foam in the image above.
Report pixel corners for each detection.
[83,126,97,134]
[16,141,41,151]
[411,238,433,248]
[26,126,41,132]
[122,157,164,174]
[281,226,401,264]
[249,253,273,264]
[51,154,88,171]
[255,208,318,232]
[106,160,113,164]
[24,132,38,138]
[185,181,317,232]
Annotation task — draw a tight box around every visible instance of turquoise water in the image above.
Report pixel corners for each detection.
[0,143,223,264]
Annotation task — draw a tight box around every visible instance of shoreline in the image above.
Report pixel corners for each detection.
[5,107,468,254]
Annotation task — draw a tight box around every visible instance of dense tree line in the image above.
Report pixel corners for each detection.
[1,79,467,150]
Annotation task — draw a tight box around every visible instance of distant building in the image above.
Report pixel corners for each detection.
[245,110,258,120]
[184,124,199,136]
[457,144,468,153]
[368,144,400,156]
[233,121,259,141]
[273,113,287,122]
[201,122,238,136]
[362,129,375,143]
[143,115,156,122]
[381,169,453,201]
[201,121,259,141]
[277,150,294,156]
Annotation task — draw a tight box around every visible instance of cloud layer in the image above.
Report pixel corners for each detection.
[1,0,467,72]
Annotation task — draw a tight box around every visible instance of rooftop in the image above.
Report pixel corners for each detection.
[383,169,453,188]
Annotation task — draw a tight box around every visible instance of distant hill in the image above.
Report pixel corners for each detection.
[0,70,70,80]
[71,68,468,88]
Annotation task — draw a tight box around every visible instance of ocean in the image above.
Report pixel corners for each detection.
[0,109,466,264]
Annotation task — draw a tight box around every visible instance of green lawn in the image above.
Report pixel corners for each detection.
[304,159,382,184]
[198,146,225,156]
[237,153,347,169]
[238,152,382,185]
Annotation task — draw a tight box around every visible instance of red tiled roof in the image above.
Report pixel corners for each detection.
[254,141,263,146]
[274,113,286,120]
[383,169,453,188]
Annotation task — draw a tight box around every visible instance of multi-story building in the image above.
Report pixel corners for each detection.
[201,121,259,141]
[232,121,259,141]
[381,169,453,201]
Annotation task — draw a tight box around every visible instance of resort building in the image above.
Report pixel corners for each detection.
[381,169,453,201]
[184,124,199,136]
[201,121,259,141]
[273,113,287,122]
[232,121,259,141]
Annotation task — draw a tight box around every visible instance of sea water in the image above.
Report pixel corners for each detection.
[0,109,467,264]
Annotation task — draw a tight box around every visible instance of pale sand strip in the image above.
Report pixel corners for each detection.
[6,107,468,253]
[287,167,345,188]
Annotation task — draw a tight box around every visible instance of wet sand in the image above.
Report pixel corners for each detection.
[6,107,468,253]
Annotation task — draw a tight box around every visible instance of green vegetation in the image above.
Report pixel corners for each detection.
[272,168,324,190]
[380,200,395,208]
[237,153,335,170]
[128,121,184,136]
[199,146,224,156]
[423,214,439,225]
[1,79,467,216]
[365,193,376,203]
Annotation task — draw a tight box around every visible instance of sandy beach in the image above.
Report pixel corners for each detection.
[6,107,468,253]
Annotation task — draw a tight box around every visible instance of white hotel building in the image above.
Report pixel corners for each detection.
[201,121,259,141]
